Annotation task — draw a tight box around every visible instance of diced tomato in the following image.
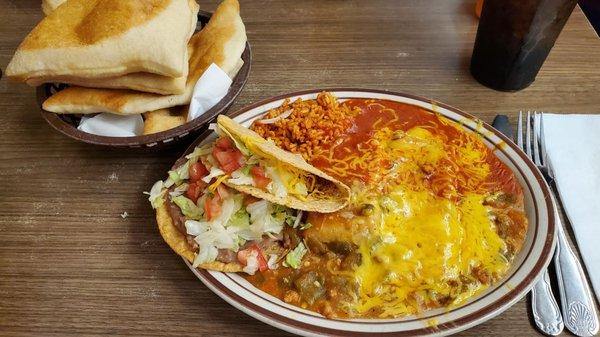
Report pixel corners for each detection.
[215,137,234,150]
[250,166,271,189]
[204,194,222,220]
[237,243,268,272]
[189,162,208,182]
[243,194,261,207]
[185,181,206,203]
[216,184,230,200]
[213,147,245,174]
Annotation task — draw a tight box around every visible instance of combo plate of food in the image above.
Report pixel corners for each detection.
[149,89,555,336]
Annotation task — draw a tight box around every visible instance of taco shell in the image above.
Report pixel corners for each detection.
[155,195,243,272]
[217,115,350,213]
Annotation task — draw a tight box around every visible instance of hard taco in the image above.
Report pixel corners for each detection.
[150,171,311,273]
[213,115,350,212]
[147,117,348,272]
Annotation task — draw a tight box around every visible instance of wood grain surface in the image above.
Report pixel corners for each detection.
[1,0,599,336]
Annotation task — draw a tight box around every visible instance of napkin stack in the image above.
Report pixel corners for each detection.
[542,113,600,302]
[6,0,246,137]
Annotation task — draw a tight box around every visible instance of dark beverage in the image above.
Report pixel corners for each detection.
[470,0,578,91]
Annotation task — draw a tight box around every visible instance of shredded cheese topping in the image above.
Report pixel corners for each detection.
[248,96,526,319]
[351,189,508,316]
[312,101,515,317]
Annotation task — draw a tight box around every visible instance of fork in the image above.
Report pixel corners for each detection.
[519,111,599,336]
[518,111,564,336]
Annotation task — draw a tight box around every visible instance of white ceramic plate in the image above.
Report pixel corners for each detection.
[180,89,556,336]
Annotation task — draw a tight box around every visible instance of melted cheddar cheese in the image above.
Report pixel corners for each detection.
[352,189,508,316]
[312,103,516,317]
[246,97,527,319]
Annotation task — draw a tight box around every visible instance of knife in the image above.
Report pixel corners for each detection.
[492,114,564,335]
[491,115,512,139]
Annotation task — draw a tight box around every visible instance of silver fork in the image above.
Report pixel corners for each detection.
[520,111,600,336]
[518,111,564,336]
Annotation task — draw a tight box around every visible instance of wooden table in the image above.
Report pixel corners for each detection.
[1,1,599,336]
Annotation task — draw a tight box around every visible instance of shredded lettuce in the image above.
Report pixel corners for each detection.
[245,200,285,239]
[246,155,259,166]
[228,209,250,229]
[272,205,296,227]
[172,195,203,220]
[265,166,287,198]
[242,250,259,275]
[300,222,313,230]
[272,204,287,214]
[283,243,307,269]
[192,220,241,266]
[145,180,166,209]
[179,184,293,269]
[228,200,251,243]
[241,165,252,175]
[168,183,189,198]
[163,177,176,188]
[290,210,303,228]
[168,171,178,182]
[187,194,246,267]
[168,161,191,185]
[202,166,225,183]
[205,153,219,168]
[282,212,311,230]
[185,143,213,161]
[228,168,254,186]
[233,236,246,251]
[185,219,209,236]
[223,196,242,223]
[193,245,218,267]
[272,204,292,226]
[246,199,269,217]
[177,161,191,180]
[193,222,237,249]
[285,215,295,227]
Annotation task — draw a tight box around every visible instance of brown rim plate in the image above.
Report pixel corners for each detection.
[176,88,555,336]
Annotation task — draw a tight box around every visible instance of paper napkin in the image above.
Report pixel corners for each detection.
[542,113,600,302]
[187,63,232,122]
[78,113,144,137]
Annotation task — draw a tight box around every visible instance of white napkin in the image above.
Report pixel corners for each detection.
[76,64,230,136]
[542,113,600,302]
[187,63,232,122]
[78,113,144,137]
